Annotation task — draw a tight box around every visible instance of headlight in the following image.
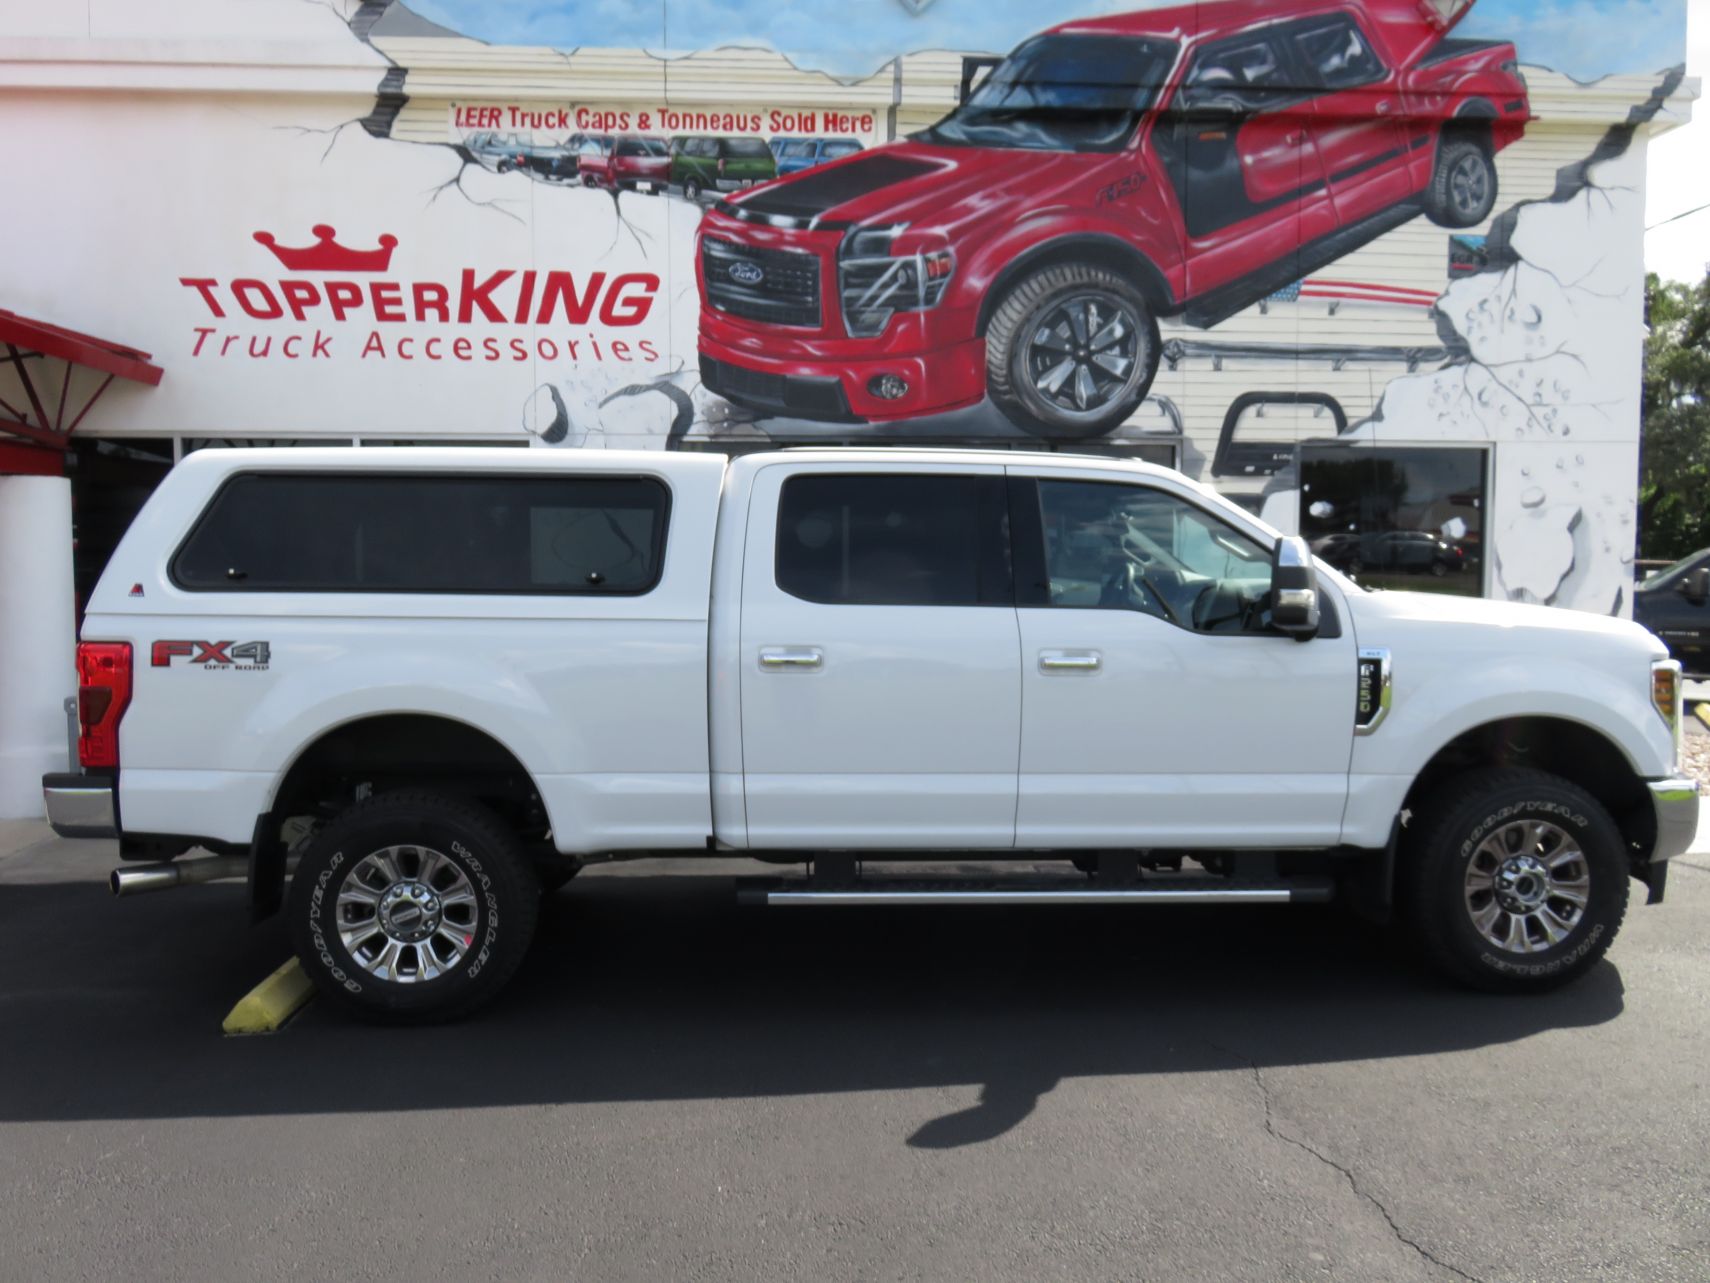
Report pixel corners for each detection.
[838,224,955,338]
[1652,658,1682,769]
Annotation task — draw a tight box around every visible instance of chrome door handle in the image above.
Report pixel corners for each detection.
[1375,99,1393,114]
[1039,650,1101,673]
[759,647,823,670]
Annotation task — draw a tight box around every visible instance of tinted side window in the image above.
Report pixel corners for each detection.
[1292,17,1384,90]
[172,474,669,595]
[775,474,1011,606]
[1026,479,1274,633]
[1181,35,1294,111]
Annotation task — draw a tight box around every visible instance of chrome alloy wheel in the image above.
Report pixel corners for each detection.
[1463,820,1590,953]
[336,845,479,983]
[1448,151,1490,220]
[1022,293,1146,420]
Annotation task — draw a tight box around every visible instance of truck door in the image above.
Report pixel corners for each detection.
[1284,14,1414,227]
[738,463,1021,848]
[1007,466,1355,847]
[1152,29,1335,298]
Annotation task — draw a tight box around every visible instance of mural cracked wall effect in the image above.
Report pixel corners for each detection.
[1260,68,1688,614]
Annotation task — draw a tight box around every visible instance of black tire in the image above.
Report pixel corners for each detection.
[288,791,540,1022]
[1425,135,1498,228]
[684,177,703,202]
[986,261,1162,440]
[1402,769,1628,992]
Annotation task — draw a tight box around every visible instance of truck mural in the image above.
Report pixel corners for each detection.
[698,0,1529,437]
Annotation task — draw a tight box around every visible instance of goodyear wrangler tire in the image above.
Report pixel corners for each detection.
[1403,769,1628,993]
[985,261,1162,440]
[288,791,540,1022]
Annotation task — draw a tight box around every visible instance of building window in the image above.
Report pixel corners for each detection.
[172,473,669,595]
[1300,446,1486,595]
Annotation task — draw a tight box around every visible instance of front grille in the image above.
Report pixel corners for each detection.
[702,237,822,328]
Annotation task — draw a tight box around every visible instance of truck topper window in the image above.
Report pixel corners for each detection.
[170,472,670,596]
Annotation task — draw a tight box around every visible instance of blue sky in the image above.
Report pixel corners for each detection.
[409,0,1686,81]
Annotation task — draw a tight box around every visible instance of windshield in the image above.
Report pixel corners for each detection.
[919,34,1176,152]
[1638,548,1710,591]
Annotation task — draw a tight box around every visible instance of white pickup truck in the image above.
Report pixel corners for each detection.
[43,447,1698,1020]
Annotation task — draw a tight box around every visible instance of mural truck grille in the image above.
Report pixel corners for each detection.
[702,238,822,328]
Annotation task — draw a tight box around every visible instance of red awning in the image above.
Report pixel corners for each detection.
[0,307,164,453]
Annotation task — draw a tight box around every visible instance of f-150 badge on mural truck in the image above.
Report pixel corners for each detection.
[697,0,1529,437]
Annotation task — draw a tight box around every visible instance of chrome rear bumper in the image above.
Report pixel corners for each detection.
[42,772,117,839]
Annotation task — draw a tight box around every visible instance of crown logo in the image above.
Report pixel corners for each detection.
[252,224,398,272]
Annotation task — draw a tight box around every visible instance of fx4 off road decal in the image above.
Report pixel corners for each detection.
[151,639,272,670]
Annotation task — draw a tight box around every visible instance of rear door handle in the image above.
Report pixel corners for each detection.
[1039,650,1101,674]
[759,647,823,671]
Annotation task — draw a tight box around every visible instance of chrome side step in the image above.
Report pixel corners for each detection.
[737,876,1333,908]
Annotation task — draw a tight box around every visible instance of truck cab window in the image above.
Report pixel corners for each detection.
[775,473,1011,606]
[1028,479,1274,633]
[1291,18,1385,91]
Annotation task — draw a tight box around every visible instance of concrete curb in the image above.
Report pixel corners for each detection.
[221,958,314,1035]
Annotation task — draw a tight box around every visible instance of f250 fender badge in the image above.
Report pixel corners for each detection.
[1355,648,1392,735]
[152,639,271,670]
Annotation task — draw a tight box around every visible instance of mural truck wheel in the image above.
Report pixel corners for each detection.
[986,262,1160,440]
[684,178,703,202]
[1426,137,1498,228]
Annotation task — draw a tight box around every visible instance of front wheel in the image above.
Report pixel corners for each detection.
[985,261,1161,440]
[289,791,540,1022]
[1403,769,1628,992]
[1425,136,1498,228]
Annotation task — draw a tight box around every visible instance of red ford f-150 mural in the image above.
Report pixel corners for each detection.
[696,0,1529,438]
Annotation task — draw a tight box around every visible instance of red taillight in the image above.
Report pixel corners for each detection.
[76,641,132,770]
[717,157,726,175]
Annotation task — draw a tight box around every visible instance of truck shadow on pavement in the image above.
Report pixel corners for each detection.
[0,867,1625,1146]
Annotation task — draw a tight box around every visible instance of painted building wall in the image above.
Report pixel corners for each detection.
[0,0,1694,616]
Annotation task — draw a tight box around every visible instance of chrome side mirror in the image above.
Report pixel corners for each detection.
[1272,535,1321,640]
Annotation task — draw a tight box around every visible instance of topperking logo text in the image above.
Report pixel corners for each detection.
[178,225,662,367]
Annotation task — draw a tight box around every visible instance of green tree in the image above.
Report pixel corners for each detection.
[1639,270,1710,559]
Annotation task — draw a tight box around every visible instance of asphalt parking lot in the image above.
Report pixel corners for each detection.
[2,820,1708,1283]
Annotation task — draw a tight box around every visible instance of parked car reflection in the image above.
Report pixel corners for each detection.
[1313,530,1465,578]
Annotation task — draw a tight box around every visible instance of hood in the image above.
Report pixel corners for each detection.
[1346,588,1666,658]
[730,141,1096,229]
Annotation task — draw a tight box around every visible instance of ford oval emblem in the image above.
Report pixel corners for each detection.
[728,260,765,286]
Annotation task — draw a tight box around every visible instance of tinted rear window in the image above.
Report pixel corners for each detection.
[775,473,1011,606]
[172,473,669,595]
[724,138,773,158]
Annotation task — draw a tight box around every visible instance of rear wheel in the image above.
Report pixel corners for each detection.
[684,177,704,202]
[985,261,1161,440]
[1403,769,1627,992]
[289,791,540,1022]
[1425,136,1498,228]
